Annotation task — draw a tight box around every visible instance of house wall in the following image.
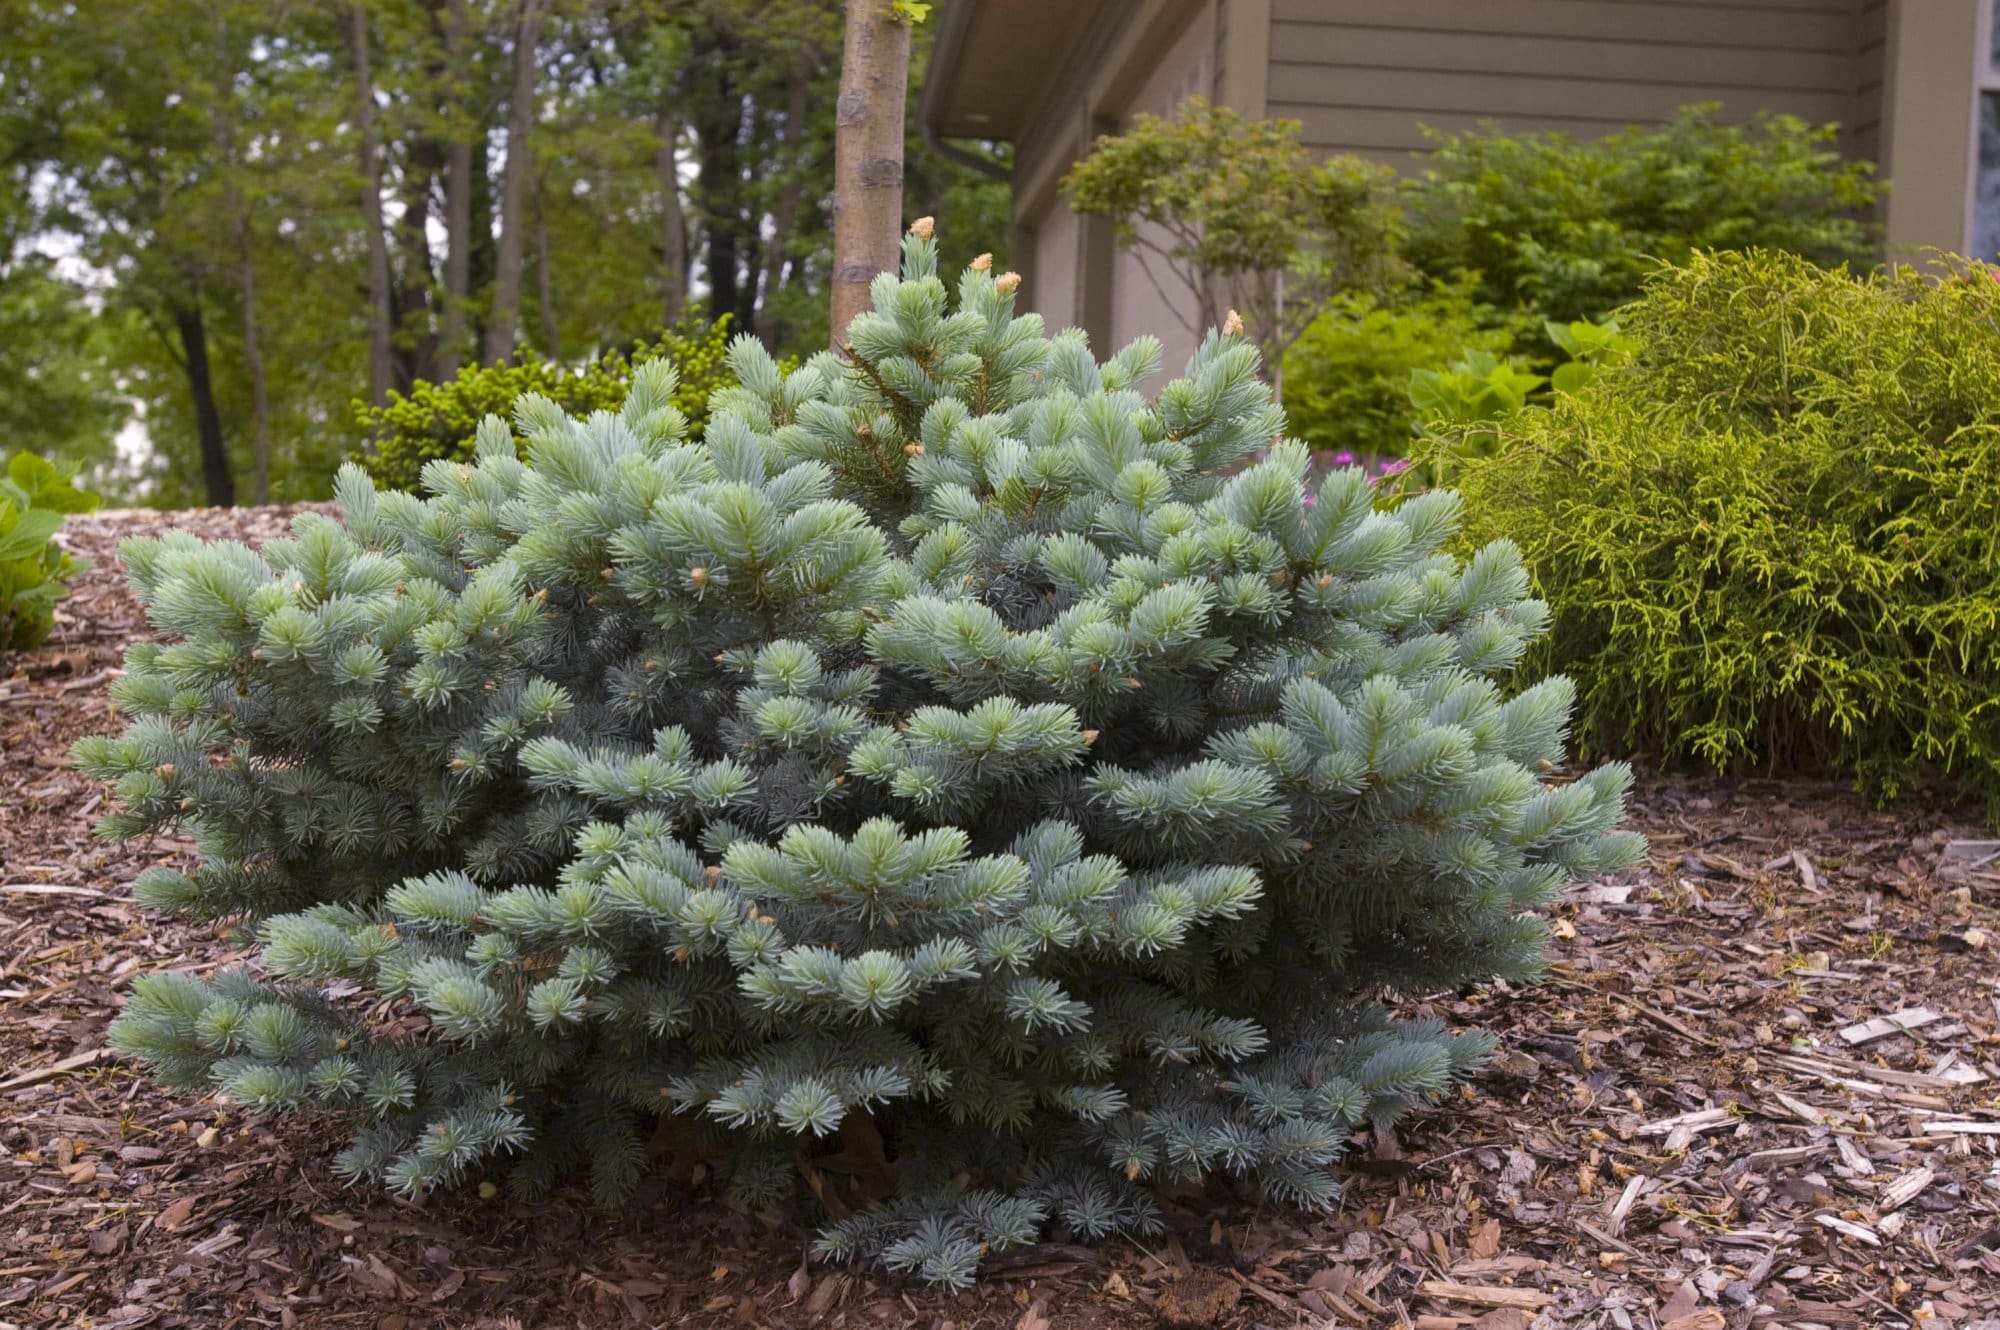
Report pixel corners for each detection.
[1853,0,1888,164]
[1022,195,1081,334]
[1005,0,1221,358]
[1265,0,1880,172]
[1109,12,1217,375]
[995,0,1926,376]
[1878,0,1979,258]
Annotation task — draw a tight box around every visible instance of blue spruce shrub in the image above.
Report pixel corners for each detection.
[81,231,1640,1287]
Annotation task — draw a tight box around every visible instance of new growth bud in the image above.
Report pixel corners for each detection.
[908,216,935,239]
[995,272,1022,296]
[1223,309,1245,337]
[970,253,993,271]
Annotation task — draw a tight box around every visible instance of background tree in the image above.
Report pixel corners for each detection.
[0,262,130,477]
[482,0,547,363]
[348,3,396,409]
[1062,98,1403,386]
[0,0,1007,508]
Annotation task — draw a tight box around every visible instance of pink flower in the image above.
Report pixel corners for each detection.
[1333,451,1356,466]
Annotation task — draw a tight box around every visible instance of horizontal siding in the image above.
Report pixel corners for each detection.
[1270,0,1876,163]
[1269,25,1852,91]
[1849,0,1886,166]
[1270,104,1696,156]
[1214,0,1227,96]
[1853,0,1886,131]
[1272,0,1854,52]
[1270,66,1856,125]
[1854,0,1887,47]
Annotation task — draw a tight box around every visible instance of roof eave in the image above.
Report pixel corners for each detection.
[918,0,984,139]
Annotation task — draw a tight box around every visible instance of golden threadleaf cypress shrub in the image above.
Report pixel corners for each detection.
[1449,249,2000,811]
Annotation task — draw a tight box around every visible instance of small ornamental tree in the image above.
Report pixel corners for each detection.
[82,232,1639,1287]
[1062,98,1402,376]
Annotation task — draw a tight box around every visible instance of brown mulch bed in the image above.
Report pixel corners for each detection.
[4,505,1999,1330]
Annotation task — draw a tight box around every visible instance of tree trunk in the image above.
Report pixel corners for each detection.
[349,5,394,406]
[483,0,546,365]
[438,0,474,379]
[654,110,687,328]
[741,228,763,330]
[236,218,272,504]
[393,147,441,389]
[694,70,745,328]
[754,62,812,345]
[172,301,235,508]
[469,131,496,328]
[534,170,559,359]
[830,0,910,345]
[209,12,267,502]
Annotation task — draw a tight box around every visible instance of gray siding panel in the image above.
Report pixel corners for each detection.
[1852,0,1887,161]
[1208,0,1224,101]
[1273,0,1855,50]
[1269,26,1854,90]
[1269,66,1856,124]
[1269,0,1879,162]
[1271,104,1679,154]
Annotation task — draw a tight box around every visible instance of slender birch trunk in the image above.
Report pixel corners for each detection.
[829,0,909,345]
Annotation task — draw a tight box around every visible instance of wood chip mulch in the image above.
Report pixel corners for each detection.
[4,506,1998,1330]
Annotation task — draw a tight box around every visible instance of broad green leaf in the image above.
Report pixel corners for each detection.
[0,508,62,562]
[1551,361,1597,395]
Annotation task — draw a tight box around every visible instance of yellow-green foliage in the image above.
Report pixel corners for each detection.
[353,318,740,492]
[1450,250,2000,808]
[1280,282,1514,459]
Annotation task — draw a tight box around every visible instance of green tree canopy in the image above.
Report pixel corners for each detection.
[0,0,1009,508]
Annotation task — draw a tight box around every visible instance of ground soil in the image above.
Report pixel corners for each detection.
[4,506,1998,1330]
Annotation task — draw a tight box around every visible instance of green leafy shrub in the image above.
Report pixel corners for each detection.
[82,235,1638,1287]
[1,450,99,654]
[1542,319,1639,396]
[1448,249,2000,808]
[1406,319,1636,490]
[1279,282,1513,460]
[354,317,741,493]
[1409,351,1546,443]
[1402,104,1883,328]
